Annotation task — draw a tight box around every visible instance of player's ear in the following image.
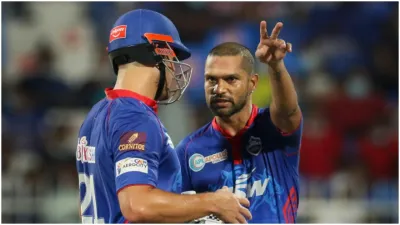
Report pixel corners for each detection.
[250,73,259,92]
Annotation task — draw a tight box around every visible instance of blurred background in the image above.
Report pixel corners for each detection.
[1,1,398,223]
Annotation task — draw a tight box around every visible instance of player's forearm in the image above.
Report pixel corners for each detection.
[268,61,301,132]
[126,188,217,223]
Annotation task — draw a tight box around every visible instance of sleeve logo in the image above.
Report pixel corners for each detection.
[119,131,146,151]
[116,157,148,176]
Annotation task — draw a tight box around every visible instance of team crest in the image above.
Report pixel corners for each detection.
[246,136,262,156]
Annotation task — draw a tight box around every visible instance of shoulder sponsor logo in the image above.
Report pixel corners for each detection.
[76,136,96,163]
[109,25,127,43]
[189,149,228,172]
[246,136,262,156]
[128,133,139,143]
[119,131,146,151]
[116,157,148,177]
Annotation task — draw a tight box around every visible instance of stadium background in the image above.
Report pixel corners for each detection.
[1,1,398,223]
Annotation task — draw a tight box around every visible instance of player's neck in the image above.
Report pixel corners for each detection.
[114,64,159,101]
[215,103,253,137]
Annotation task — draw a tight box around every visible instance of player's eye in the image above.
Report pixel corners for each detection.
[226,76,237,83]
[206,77,216,83]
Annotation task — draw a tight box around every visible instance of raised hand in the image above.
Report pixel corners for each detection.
[255,21,292,67]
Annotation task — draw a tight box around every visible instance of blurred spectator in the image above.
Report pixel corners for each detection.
[300,107,343,180]
[324,67,388,136]
[357,115,398,182]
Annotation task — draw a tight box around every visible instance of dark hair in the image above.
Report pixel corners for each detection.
[208,42,255,75]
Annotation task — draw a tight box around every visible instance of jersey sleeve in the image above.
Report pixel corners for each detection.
[110,114,163,193]
[261,108,303,169]
[175,139,194,193]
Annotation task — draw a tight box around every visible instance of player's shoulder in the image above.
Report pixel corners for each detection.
[251,106,271,125]
[86,98,109,117]
[108,97,149,115]
[257,106,269,114]
[81,98,109,128]
[108,98,158,126]
[175,121,213,152]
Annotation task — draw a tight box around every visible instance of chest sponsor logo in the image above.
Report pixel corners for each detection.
[119,131,146,151]
[246,136,262,156]
[237,172,270,198]
[76,136,96,163]
[224,168,270,198]
[189,149,228,172]
[116,157,148,176]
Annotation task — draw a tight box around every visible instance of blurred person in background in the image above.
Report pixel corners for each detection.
[76,9,250,224]
[177,21,302,223]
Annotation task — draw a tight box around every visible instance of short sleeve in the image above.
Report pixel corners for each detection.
[111,114,162,193]
[261,108,303,169]
[280,119,303,169]
[175,139,194,193]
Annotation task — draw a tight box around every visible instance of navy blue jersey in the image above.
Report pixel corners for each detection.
[176,105,302,223]
[76,88,181,223]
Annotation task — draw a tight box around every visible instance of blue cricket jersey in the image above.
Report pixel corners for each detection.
[176,105,302,223]
[76,88,181,223]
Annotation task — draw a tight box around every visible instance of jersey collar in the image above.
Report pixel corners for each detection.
[105,88,158,113]
[212,104,258,139]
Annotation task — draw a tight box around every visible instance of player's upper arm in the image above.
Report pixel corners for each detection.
[110,112,163,193]
[262,107,303,139]
[269,104,302,134]
[176,138,193,193]
[262,108,303,167]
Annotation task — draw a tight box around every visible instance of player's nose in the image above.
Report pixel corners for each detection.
[213,82,227,95]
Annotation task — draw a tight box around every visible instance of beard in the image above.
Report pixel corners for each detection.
[208,92,249,118]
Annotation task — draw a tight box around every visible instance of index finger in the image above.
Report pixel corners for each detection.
[260,21,268,40]
[270,22,283,39]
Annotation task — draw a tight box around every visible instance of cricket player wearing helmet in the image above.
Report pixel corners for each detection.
[76,9,252,223]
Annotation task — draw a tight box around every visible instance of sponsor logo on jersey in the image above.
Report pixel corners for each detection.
[225,168,270,198]
[233,168,270,198]
[76,136,96,163]
[116,157,148,176]
[189,149,228,172]
[119,131,146,151]
[246,136,262,156]
[109,25,127,43]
